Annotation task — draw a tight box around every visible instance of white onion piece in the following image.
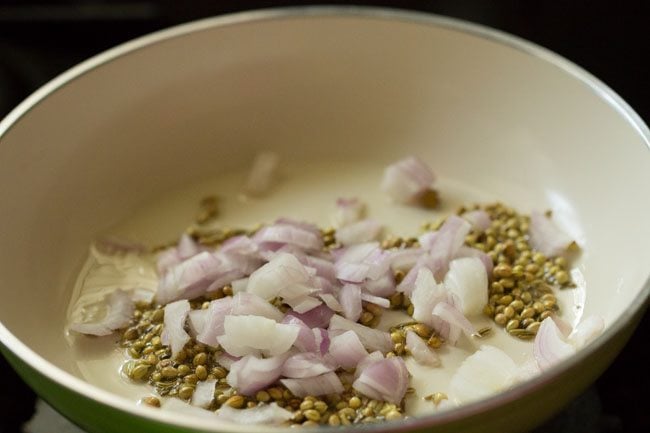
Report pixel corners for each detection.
[217,403,292,425]
[405,330,440,367]
[353,356,409,404]
[286,305,334,329]
[389,248,424,272]
[285,295,322,314]
[156,247,182,276]
[364,272,396,297]
[187,309,209,338]
[335,242,380,265]
[230,292,284,322]
[335,262,370,283]
[318,293,343,312]
[253,224,323,251]
[332,197,366,227]
[218,235,259,257]
[304,256,336,283]
[281,353,336,378]
[360,292,390,309]
[274,218,322,237]
[529,210,576,257]
[195,297,233,347]
[247,253,312,300]
[155,252,222,305]
[443,257,488,316]
[328,330,368,369]
[461,210,492,232]
[214,352,240,370]
[417,231,438,250]
[410,268,446,327]
[432,301,477,340]
[191,379,217,408]
[244,151,279,196]
[329,315,392,353]
[163,300,191,357]
[380,156,435,203]
[69,289,134,336]
[227,354,287,395]
[177,234,201,260]
[568,315,605,348]
[454,246,494,276]
[449,345,518,403]
[230,277,248,294]
[339,284,362,322]
[354,351,384,379]
[281,372,344,397]
[533,317,576,371]
[219,315,299,357]
[335,219,382,246]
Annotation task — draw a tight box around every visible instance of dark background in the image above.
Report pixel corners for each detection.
[1,1,648,432]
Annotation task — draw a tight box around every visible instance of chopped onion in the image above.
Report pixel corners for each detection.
[285,295,322,314]
[405,330,440,367]
[218,235,259,257]
[332,197,366,227]
[230,277,249,294]
[274,218,322,237]
[69,289,134,336]
[461,210,492,232]
[328,330,368,369]
[163,300,191,358]
[380,156,435,204]
[529,210,576,257]
[329,315,392,353]
[226,354,288,395]
[360,292,390,309]
[303,255,337,283]
[217,403,293,425]
[410,268,446,327]
[155,252,223,305]
[281,353,336,378]
[219,315,299,357]
[352,356,408,404]
[443,257,488,316]
[533,317,576,371]
[281,372,344,397]
[354,351,384,379]
[253,224,323,251]
[282,315,317,353]
[247,253,312,300]
[195,296,233,347]
[449,345,518,403]
[191,379,217,408]
[389,248,423,272]
[364,271,396,297]
[432,301,477,342]
[244,151,280,196]
[335,219,382,246]
[318,293,343,312]
[568,315,605,348]
[230,292,284,322]
[454,246,494,276]
[313,328,330,355]
[285,305,334,329]
[214,352,240,370]
[339,284,362,322]
[534,315,604,371]
[335,262,370,284]
[187,309,209,338]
